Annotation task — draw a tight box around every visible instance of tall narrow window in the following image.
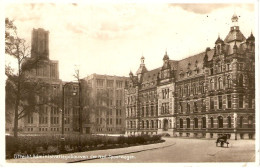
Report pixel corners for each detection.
[248,116,253,128]
[227,95,232,109]
[227,75,232,88]
[210,79,214,90]
[210,117,214,128]
[218,96,222,109]
[179,102,183,113]
[194,101,198,112]
[187,103,190,113]
[239,117,243,128]
[218,116,223,128]
[194,118,198,128]
[218,77,223,89]
[180,119,183,128]
[239,74,243,87]
[248,95,252,109]
[227,116,232,128]
[239,95,243,108]
[210,97,214,110]
[201,99,206,112]
[186,118,190,128]
[202,117,206,129]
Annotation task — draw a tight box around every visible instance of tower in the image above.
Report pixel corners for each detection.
[31,28,49,59]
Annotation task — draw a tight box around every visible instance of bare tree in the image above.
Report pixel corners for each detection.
[5,18,53,137]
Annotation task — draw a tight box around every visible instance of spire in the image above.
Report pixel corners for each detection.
[163,50,169,60]
[129,70,133,76]
[215,35,224,44]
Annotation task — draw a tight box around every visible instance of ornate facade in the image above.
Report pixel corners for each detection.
[125,14,255,139]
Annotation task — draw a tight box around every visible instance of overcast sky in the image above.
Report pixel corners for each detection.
[5,3,255,81]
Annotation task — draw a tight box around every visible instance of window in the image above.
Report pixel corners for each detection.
[218,96,222,109]
[227,64,230,71]
[248,116,253,128]
[239,95,243,108]
[210,79,214,90]
[239,117,243,128]
[151,120,154,128]
[107,80,114,87]
[202,117,206,129]
[187,103,190,113]
[28,115,33,124]
[194,101,198,112]
[210,68,213,75]
[227,116,232,128]
[201,99,206,112]
[186,118,190,128]
[180,119,183,128]
[218,116,223,128]
[179,102,183,113]
[146,120,149,129]
[201,82,205,93]
[218,77,223,89]
[227,95,232,109]
[210,97,214,110]
[239,74,243,87]
[194,118,198,128]
[151,106,154,116]
[97,79,104,87]
[248,95,253,108]
[227,75,232,88]
[116,81,123,88]
[142,121,144,128]
[210,117,214,128]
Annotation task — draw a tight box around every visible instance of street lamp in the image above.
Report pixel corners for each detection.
[61,82,77,152]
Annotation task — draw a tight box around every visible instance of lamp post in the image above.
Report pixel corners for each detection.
[61,82,76,152]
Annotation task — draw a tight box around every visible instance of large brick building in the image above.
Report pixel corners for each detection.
[84,74,128,134]
[125,14,255,139]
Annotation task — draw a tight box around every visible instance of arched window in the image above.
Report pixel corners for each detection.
[210,79,214,90]
[202,117,206,129]
[239,116,243,128]
[146,120,149,129]
[180,119,183,128]
[142,120,144,129]
[194,118,198,128]
[186,118,190,128]
[248,116,253,128]
[210,117,214,128]
[218,116,223,128]
[239,74,243,87]
[218,77,223,89]
[227,116,232,128]
[227,75,232,88]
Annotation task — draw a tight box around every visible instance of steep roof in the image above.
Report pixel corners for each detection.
[175,49,214,81]
[224,29,246,43]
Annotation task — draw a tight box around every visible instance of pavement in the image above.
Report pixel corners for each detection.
[6,137,256,163]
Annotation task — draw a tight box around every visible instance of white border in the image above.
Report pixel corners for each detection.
[0,0,259,168]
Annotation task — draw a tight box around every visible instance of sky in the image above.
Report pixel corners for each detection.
[5,3,255,81]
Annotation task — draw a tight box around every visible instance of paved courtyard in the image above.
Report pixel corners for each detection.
[7,137,255,163]
[83,138,255,163]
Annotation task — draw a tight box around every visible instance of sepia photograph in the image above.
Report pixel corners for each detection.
[2,1,258,166]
